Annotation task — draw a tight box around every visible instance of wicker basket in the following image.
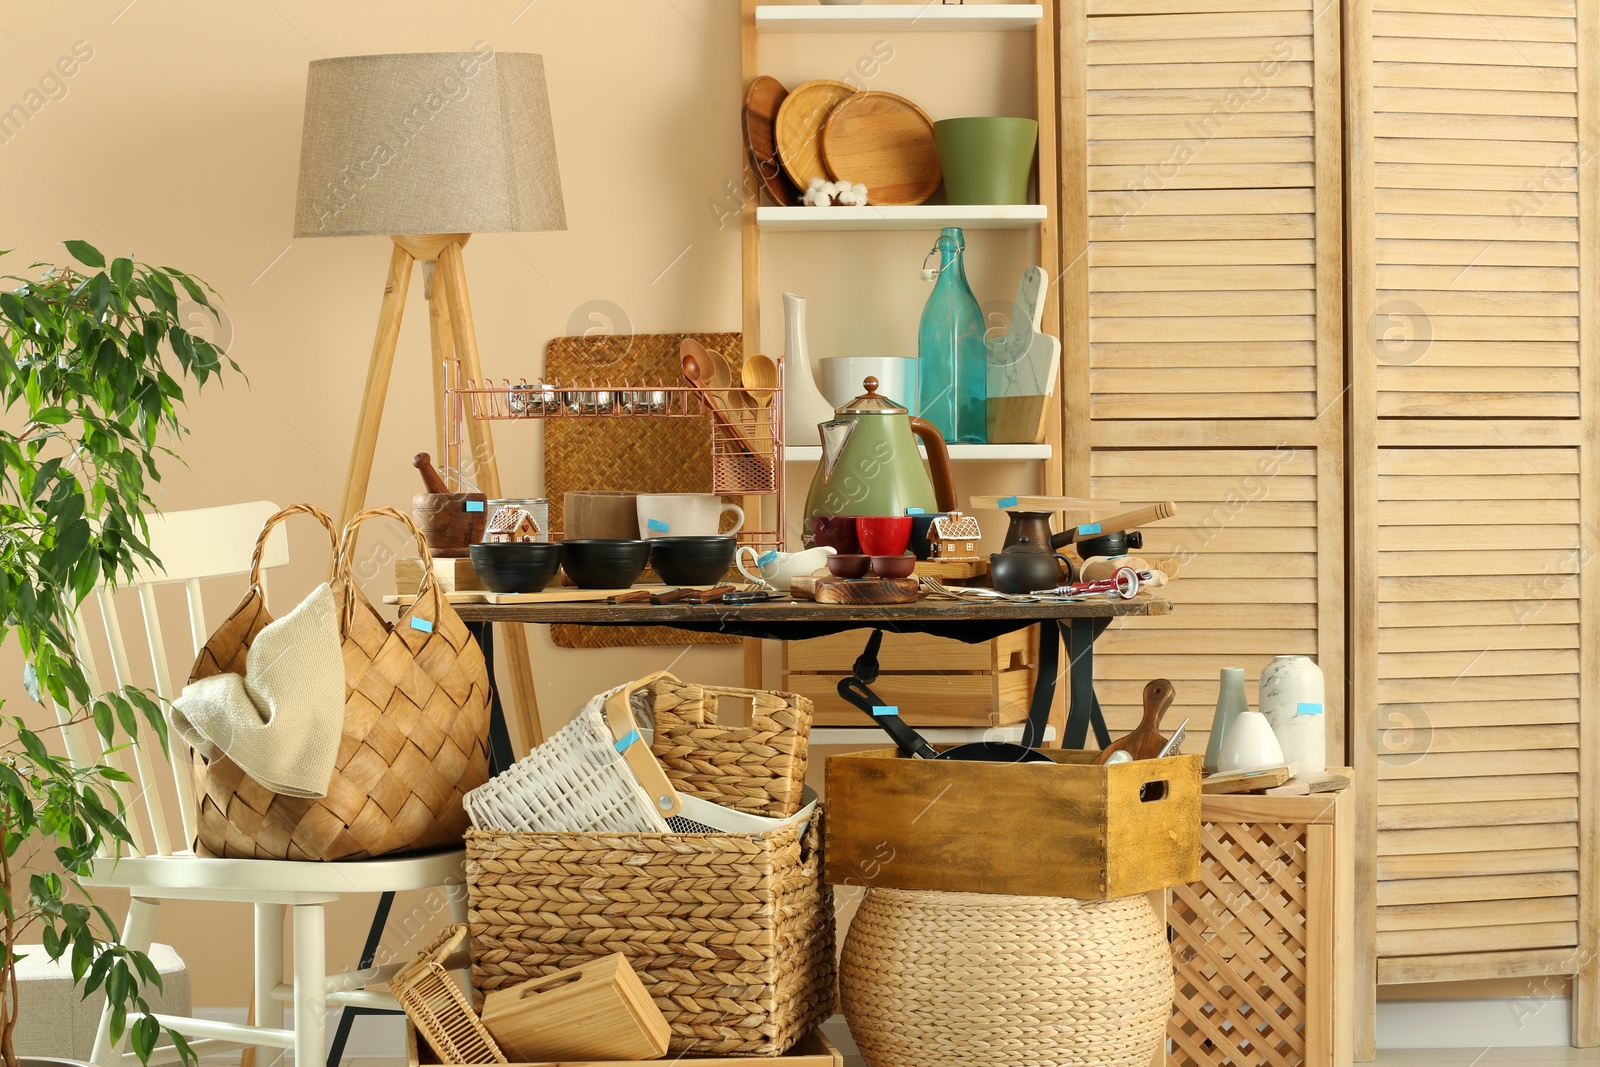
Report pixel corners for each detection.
[465,812,835,1058]
[646,673,812,818]
[392,925,505,1065]
[838,888,1173,1067]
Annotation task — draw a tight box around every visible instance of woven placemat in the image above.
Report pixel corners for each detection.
[545,331,742,649]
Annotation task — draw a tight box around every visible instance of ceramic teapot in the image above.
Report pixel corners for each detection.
[803,377,958,537]
[989,536,1076,594]
[735,544,836,590]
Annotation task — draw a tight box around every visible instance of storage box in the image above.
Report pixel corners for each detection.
[826,749,1201,899]
[784,629,1035,726]
[408,1022,843,1067]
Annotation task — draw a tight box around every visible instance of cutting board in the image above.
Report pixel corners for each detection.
[820,91,941,205]
[986,267,1061,444]
[776,79,856,190]
[791,575,918,604]
[744,75,803,206]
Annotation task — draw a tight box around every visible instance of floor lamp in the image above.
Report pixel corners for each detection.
[293,50,564,757]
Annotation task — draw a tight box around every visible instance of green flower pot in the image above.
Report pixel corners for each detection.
[933,117,1040,205]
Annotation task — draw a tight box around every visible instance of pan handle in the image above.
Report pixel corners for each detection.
[836,678,940,760]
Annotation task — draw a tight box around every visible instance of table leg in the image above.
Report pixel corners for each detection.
[1063,618,1113,750]
[468,621,515,775]
[1021,622,1059,749]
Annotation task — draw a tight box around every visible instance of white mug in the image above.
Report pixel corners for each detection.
[635,493,744,540]
[736,545,836,590]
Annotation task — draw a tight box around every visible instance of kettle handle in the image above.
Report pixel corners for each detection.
[908,417,958,513]
[1054,552,1077,584]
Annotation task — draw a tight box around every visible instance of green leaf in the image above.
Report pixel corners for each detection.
[111,257,133,291]
[64,240,105,268]
[32,406,71,425]
[91,700,114,743]
[21,661,41,702]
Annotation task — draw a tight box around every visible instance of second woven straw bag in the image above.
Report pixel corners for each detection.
[189,504,492,861]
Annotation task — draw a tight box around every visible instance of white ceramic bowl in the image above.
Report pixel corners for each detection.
[1216,710,1285,773]
[819,357,919,410]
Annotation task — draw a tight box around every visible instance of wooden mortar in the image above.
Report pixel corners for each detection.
[411,492,487,558]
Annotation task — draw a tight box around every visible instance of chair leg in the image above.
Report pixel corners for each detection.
[326,893,396,1067]
[292,904,327,1067]
[252,904,286,1067]
[90,898,159,1067]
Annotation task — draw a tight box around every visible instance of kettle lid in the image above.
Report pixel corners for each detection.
[838,376,907,415]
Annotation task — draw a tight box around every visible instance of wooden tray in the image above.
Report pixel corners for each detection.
[791,575,918,604]
[776,79,855,190]
[820,90,940,205]
[744,75,802,206]
[408,1023,842,1067]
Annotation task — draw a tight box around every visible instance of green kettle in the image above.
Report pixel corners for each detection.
[803,377,958,537]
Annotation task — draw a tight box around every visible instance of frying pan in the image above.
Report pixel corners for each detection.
[837,678,1053,764]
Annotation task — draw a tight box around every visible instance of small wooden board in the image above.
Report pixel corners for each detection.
[1201,765,1294,794]
[969,495,1120,513]
[744,75,803,206]
[776,79,856,190]
[791,576,919,604]
[912,557,989,579]
[988,395,1051,445]
[820,90,941,205]
[395,556,484,595]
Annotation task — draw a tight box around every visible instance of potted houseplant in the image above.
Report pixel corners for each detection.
[0,240,237,1066]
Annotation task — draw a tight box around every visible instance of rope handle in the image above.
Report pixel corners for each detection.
[335,506,442,634]
[248,503,339,591]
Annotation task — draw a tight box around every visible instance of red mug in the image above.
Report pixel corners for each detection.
[855,515,913,557]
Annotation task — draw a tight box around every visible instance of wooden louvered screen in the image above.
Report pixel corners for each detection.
[1060,0,1345,761]
[1346,0,1600,1049]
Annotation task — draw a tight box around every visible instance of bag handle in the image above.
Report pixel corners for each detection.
[248,503,339,592]
[334,506,443,635]
[604,670,682,818]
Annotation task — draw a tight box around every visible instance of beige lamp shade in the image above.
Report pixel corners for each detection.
[293,50,566,238]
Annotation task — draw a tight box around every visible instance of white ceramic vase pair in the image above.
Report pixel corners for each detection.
[1204,657,1327,774]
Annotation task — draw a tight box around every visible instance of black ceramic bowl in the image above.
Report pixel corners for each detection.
[649,535,737,586]
[561,538,651,589]
[469,541,564,594]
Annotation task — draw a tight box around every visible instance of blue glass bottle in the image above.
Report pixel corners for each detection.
[917,226,987,443]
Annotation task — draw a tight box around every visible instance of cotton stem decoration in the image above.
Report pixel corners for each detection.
[804,177,869,207]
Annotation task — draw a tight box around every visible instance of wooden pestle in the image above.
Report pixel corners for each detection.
[413,452,450,494]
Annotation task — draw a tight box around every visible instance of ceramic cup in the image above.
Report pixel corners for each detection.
[826,554,872,579]
[819,357,919,409]
[855,515,913,557]
[635,493,745,540]
[810,515,862,554]
[564,491,639,541]
[870,555,916,580]
[933,117,1040,205]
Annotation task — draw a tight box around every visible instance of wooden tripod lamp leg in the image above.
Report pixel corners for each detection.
[424,261,453,468]
[436,241,545,749]
[339,243,415,527]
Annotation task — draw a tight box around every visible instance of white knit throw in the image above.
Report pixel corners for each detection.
[170,583,345,798]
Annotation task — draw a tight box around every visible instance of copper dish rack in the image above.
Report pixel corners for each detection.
[443,362,785,549]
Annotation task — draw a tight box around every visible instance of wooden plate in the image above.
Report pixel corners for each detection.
[776,79,856,191]
[744,75,803,206]
[821,91,941,205]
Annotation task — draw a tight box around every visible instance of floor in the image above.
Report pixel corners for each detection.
[1371,1053,1600,1065]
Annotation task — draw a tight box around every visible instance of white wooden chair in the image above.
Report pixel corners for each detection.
[52,501,468,1067]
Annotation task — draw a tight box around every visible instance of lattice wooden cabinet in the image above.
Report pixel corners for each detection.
[1166,788,1354,1067]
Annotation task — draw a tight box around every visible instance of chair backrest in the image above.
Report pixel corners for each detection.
[57,501,289,857]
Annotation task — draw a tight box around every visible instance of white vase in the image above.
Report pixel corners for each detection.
[1216,709,1285,774]
[1259,654,1326,775]
[783,292,839,448]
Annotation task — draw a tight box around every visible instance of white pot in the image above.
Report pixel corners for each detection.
[1216,710,1285,774]
[1259,654,1326,775]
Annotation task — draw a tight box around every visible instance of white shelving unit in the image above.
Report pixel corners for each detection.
[756,4,1044,33]
[757,204,1047,232]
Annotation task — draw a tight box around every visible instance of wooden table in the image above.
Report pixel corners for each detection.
[456,594,1173,767]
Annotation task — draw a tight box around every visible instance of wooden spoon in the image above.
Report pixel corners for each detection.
[681,341,757,455]
[742,353,779,408]
[1094,678,1176,764]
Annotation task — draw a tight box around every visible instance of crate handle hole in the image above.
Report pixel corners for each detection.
[523,971,584,998]
[1140,781,1169,803]
[716,693,755,726]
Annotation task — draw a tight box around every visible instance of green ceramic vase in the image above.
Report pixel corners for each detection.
[933,117,1040,205]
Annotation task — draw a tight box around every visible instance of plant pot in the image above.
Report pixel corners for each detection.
[932,117,1039,205]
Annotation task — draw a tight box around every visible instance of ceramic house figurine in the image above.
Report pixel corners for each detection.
[928,511,982,561]
[485,505,540,544]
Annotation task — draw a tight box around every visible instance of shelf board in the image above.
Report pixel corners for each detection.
[756,4,1044,33]
[758,205,1046,232]
[810,725,1056,746]
[787,443,1051,462]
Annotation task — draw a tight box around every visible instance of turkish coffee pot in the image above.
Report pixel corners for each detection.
[988,536,1076,594]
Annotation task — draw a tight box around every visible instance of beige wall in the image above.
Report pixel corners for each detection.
[0,0,1057,1008]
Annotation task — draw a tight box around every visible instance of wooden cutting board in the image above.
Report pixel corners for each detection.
[776,79,856,190]
[744,75,803,206]
[791,575,919,604]
[821,91,941,205]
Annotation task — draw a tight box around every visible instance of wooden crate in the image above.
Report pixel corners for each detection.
[784,629,1035,727]
[1166,788,1354,1067]
[407,1023,842,1067]
[826,749,1201,899]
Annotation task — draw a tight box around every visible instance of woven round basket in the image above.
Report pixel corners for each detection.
[839,888,1172,1067]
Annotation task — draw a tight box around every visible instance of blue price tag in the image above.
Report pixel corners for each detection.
[613,729,640,752]
[465,500,485,512]
[872,705,899,717]
[905,507,925,515]
[1077,523,1102,536]
[409,617,434,634]
[998,495,1019,509]
[758,550,778,566]
[1298,702,1324,716]
[647,518,670,533]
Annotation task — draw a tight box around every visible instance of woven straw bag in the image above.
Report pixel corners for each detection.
[646,674,811,818]
[190,504,492,861]
[466,813,835,1058]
